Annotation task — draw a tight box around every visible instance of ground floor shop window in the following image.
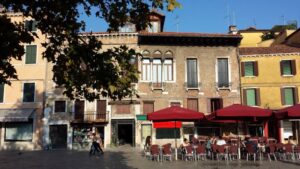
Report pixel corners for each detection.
[73,126,92,144]
[248,124,263,137]
[5,122,33,141]
[196,127,220,137]
[156,128,180,139]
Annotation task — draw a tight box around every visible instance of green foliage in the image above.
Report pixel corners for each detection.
[0,0,180,101]
[261,31,275,41]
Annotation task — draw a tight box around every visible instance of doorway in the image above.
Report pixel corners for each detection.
[111,119,135,147]
[141,124,152,147]
[50,125,67,149]
[118,124,133,145]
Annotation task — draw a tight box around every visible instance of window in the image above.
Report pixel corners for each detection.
[217,58,229,87]
[280,60,296,76]
[97,100,107,119]
[210,98,223,112]
[141,58,174,84]
[54,100,66,113]
[23,83,35,102]
[241,61,258,76]
[116,104,131,114]
[143,101,154,114]
[243,88,260,106]
[74,100,85,119]
[156,128,180,139]
[281,87,298,106]
[5,122,33,141]
[163,59,173,81]
[148,21,159,33]
[25,20,37,32]
[119,23,136,32]
[0,83,4,103]
[25,45,37,64]
[170,102,181,107]
[187,98,198,111]
[186,58,198,88]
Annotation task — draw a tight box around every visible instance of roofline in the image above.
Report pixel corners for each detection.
[285,28,300,41]
[239,52,300,57]
[139,32,242,38]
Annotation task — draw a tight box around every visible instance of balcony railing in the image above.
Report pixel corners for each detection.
[74,111,109,122]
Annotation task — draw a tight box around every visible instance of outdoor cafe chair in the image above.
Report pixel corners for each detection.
[267,144,277,161]
[275,143,285,160]
[162,143,172,161]
[195,144,206,161]
[184,145,195,161]
[228,145,238,161]
[294,145,300,160]
[150,145,160,162]
[246,144,257,162]
[283,144,294,160]
[216,145,228,161]
[211,144,218,160]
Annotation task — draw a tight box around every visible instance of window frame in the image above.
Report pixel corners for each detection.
[22,82,35,103]
[24,20,37,32]
[141,58,151,81]
[280,60,296,76]
[243,88,260,106]
[241,61,258,77]
[216,57,230,89]
[25,45,37,64]
[5,121,33,142]
[186,58,199,89]
[54,100,67,113]
[281,87,298,106]
[0,83,4,103]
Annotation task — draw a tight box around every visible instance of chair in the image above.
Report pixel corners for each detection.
[267,144,277,161]
[228,145,238,160]
[150,145,160,162]
[195,144,206,161]
[276,143,285,160]
[246,144,256,162]
[211,144,218,160]
[184,145,194,161]
[294,145,300,160]
[283,144,294,160]
[162,144,172,161]
[216,145,228,161]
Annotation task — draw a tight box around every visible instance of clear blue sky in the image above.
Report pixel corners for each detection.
[80,0,300,33]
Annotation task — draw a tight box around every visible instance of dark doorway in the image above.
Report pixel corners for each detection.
[96,126,105,145]
[118,124,133,145]
[50,125,67,149]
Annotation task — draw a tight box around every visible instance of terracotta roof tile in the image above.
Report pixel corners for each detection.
[239,45,300,55]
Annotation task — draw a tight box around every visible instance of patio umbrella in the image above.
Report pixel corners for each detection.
[147,106,205,160]
[274,104,300,119]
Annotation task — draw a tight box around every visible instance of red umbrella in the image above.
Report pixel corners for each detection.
[147,106,204,160]
[208,104,272,120]
[274,104,300,119]
[147,106,204,121]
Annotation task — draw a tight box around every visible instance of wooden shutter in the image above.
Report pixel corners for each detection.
[280,61,284,75]
[143,101,154,114]
[97,100,106,119]
[241,62,245,77]
[281,88,285,105]
[293,87,299,104]
[187,98,198,111]
[75,100,84,119]
[291,60,296,75]
[254,61,259,76]
[0,84,4,103]
[255,88,261,106]
[116,104,130,114]
[25,45,37,64]
[243,89,247,105]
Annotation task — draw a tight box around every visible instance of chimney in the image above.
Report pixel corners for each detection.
[229,25,238,34]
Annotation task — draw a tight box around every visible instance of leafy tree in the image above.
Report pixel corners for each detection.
[0,0,180,101]
[261,31,275,41]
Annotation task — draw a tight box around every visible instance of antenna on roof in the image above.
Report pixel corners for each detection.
[225,3,231,27]
[232,11,236,25]
[253,18,257,28]
[281,15,286,25]
[174,15,179,32]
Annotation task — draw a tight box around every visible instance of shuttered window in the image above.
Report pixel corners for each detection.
[54,101,66,113]
[245,62,254,76]
[187,98,198,111]
[143,101,154,114]
[217,58,229,87]
[116,104,131,114]
[0,84,4,103]
[210,98,223,112]
[244,88,260,106]
[25,45,37,64]
[25,20,37,32]
[281,87,298,106]
[97,100,107,119]
[187,59,198,88]
[281,60,296,76]
[23,83,35,102]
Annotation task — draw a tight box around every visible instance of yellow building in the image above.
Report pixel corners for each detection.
[0,12,47,150]
[239,44,300,143]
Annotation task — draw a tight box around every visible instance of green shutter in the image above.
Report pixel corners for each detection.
[245,62,254,76]
[283,61,292,75]
[246,89,256,106]
[0,84,4,103]
[25,45,37,64]
[284,88,294,105]
[23,83,35,102]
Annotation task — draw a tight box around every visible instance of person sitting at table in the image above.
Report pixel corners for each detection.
[144,136,152,151]
[180,138,190,156]
[205,137,212,155]
[243,137,258,152]
[216,136,226,146]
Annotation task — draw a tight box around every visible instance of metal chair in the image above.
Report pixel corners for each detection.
[195,144,206,161]
[246,144,256,162]
[228,145,238,160]
[216,145,228,161]
[162,143,172,161]
[267,144,277,161]
[184,145,194,161]
[150,145,160,162]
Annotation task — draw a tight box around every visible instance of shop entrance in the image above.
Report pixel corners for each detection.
[50,125,67,149]
[111,119,135,147]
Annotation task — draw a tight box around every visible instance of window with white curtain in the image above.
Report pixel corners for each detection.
[141,58,173,83]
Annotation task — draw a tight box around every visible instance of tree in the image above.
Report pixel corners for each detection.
[0,0,180,101]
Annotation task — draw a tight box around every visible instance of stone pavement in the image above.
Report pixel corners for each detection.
[0,145,299,169]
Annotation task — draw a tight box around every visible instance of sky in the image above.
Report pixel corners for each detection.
[80,0,300,34]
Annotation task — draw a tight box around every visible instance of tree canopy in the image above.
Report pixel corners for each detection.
[0,0,180,101]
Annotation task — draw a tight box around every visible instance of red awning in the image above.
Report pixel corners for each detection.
[147,106,205,121]
[153,121,182,128]
[208,104,272,121]
[275,104,300,119]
